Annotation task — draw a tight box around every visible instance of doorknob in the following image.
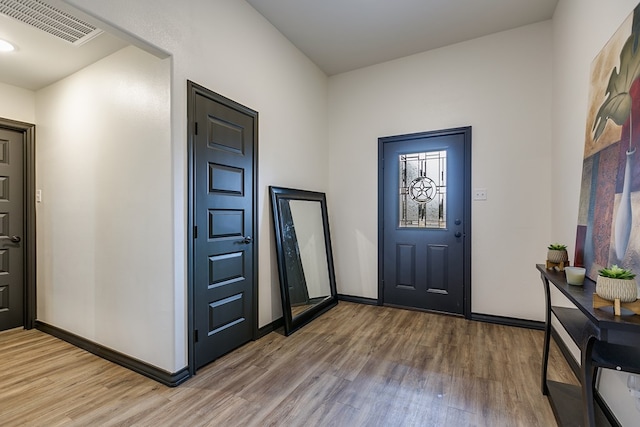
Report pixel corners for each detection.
[241,236,253,244]
[454,232,462,238]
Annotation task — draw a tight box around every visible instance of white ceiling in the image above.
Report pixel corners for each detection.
[246,0,559,75]
[0,10,127,91]
[0,0,558,91]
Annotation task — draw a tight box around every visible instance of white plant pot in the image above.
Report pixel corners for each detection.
[547,249,568,264]
[596,276,637,302]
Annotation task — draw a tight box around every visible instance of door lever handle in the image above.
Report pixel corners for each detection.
[454,232,462,238]
[0,235,21,243]
[241,236,253,244]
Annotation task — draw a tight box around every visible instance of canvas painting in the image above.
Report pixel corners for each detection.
[577,3,640,280]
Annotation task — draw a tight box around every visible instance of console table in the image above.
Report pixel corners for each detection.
[537,264,640,427]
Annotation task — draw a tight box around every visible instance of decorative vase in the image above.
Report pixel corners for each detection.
[595,276,638,302]
[547,249,568,264]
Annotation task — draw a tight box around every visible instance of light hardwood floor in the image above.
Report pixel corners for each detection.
[0,302,576,426]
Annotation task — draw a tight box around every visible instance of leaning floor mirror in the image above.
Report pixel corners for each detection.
[269,186,338,335]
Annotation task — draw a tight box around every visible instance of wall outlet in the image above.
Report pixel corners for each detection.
[473,188,487,201]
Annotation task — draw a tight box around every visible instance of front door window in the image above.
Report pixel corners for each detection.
[398,150,446,228]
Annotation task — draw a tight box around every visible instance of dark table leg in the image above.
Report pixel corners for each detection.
[540,272,552,395]
[582,336,597,427]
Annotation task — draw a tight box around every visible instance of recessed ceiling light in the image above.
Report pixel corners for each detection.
[0,39,15,52]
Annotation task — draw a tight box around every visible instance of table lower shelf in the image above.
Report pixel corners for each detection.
[546,380,612,427]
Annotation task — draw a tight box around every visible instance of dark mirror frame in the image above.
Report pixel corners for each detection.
[269,186,338,335]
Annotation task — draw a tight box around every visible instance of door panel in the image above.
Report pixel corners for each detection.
[395,243,416,289]
[380,128,470,315]
[0,128,24,331]
[193,89,257,369]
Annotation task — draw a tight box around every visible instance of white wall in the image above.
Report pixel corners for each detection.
[328,21,553,320]
[62,0,329,369]
[35,45,174,370]
[552,1,640,425]
[0,82,35,123]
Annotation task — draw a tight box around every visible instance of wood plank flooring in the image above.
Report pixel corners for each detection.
[0,302,576,426]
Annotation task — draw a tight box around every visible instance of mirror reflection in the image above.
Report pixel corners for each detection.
[280,199,331,317]
[270,187,338,335]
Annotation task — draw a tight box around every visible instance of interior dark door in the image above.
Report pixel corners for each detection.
[380,128,470,315]
[0,128,24,331]
[191,85,257,369]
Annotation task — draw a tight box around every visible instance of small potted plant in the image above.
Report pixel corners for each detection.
[596,265,637,302]
[547,243,568,264]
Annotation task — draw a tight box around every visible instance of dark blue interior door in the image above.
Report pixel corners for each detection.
[0,127,24,331]
[380,128,470,315]
[192,85,257,370]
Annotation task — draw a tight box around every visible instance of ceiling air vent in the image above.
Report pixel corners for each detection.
[0,0,103,46]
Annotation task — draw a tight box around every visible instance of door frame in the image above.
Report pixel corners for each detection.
[186,81,259,375]
[0,118,36,329]
[377,126,472,318]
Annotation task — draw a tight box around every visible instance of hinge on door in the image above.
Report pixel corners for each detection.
[194,329,199,343]
[195,122,198,135]
[194,226,198,239]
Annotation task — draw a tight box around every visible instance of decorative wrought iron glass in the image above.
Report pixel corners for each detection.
[399,150,447,228]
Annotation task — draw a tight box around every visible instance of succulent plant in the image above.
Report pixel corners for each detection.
[598,265,636,280]
[548,243,568,251]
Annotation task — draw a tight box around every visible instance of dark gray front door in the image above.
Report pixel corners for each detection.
[0,128,24,331]
[190,83,257,370]
[380,128,470,315]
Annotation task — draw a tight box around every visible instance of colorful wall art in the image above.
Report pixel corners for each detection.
[577,3,640,280]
